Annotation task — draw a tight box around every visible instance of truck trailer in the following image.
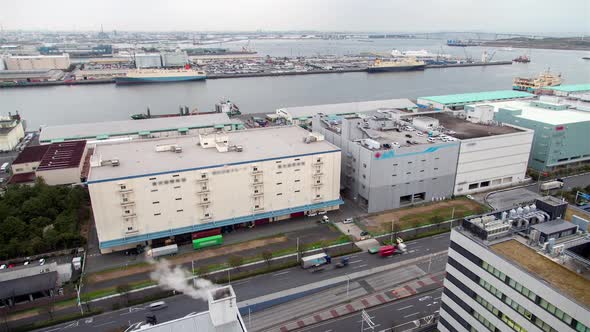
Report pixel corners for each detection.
[147,244,178,258]
[301,253,331,269]
[540,180,564,191]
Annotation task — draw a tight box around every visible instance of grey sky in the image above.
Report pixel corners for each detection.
[1,0,588,33]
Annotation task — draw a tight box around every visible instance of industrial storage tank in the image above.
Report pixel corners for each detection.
[516,207,524,216]
[509,209,517,218]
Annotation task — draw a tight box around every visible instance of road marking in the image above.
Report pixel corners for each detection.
[353,264,368,269]
[64,321,79,329]
[349,260,363,264]
[93,321,116,328]
[324,330,333,332]
[272,271,290,276]
[397,305,413,311]
[404,312,420,318]
[434,297,441,300]
[408,250,417,253]
[85,318,94,324]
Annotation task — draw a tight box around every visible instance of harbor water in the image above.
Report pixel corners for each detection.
[1,39,589,129]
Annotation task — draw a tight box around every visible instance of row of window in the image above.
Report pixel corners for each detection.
[481,259,580,330]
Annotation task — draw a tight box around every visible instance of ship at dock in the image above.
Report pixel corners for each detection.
[115,68,207,84]
[512,70,562,92]
[367,58,426,73]
[130,100,240,120]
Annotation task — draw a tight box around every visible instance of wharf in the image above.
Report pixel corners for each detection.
[0,61,512,88]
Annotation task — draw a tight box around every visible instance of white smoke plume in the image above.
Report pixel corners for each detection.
[149,259,215,301]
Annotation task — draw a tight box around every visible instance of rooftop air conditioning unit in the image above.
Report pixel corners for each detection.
[174,146,182,153]
[111,159,120,167]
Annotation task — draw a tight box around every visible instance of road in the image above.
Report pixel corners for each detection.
[296,288,442,332]
[30,233,451,332]
[485,172,590,210]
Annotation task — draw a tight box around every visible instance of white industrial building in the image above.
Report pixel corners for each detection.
[161,51,189,67]
[439,204,590,332]
[311,101,534,211]
[87,126,342,253]
[39,113,244,144]
[0,114,25,152]
[4,54,71,70]
[427,112,534,196]
[135,53,163,68]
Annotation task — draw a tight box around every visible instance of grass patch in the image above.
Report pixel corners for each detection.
[88,261,151,277]
[381,228,450,245]
[81,279,157,301]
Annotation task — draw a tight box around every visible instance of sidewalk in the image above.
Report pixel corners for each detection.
[269,271,445,332]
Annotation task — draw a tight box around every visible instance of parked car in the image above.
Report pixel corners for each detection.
[466,195,474,200]
[0,264,6,269]
[343,218,354,224]
[405,134,412,138]
[416,132,424,137]
[39,258,45,265]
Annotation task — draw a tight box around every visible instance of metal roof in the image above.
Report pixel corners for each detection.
[0,271,58,299]
[88,126,340,183]
[547,83,590,93]
[530,219,578,235]
[13,145,50,164]
[488,100,590,125]
[278,99,417,118]
[39,113,243,143]
[37,141,86,171]
[419,90,533,105]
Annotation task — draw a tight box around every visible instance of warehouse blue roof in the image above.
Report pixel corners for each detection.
[419,90,533,105]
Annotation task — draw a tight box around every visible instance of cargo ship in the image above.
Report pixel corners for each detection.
[367,58,426,72]
[115,67,207,84]
[513,55,531,63]
[512,70,562,92]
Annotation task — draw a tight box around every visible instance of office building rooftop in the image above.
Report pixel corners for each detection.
[278,99,416,119]
[427,112,523,139]
[490,100,590,125]
[88,126,339,183]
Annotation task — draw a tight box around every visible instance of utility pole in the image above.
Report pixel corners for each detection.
[390,219,395,244]
[296,237,300,262]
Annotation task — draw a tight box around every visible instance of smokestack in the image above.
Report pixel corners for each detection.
[208,286,238,327]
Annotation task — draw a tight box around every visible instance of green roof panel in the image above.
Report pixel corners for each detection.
[96,134,109,140]
[420,90,533,105]
[546,84,590,93]
[138,131,151,135]
[177,128,189,132]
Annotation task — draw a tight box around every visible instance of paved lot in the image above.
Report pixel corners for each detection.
[485,187,542,210]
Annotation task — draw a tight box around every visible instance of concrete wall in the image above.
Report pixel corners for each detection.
[11,161,40,174]
[454,128,533,195]
[0,122,25,151]
[89,151,341,252]
[36,167,81,185]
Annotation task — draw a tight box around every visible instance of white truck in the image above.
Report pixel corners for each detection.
[540,180,564,191]
[301,253,330,269]
[147,244,178,258]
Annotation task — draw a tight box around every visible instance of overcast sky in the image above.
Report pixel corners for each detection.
[1,0,589,33]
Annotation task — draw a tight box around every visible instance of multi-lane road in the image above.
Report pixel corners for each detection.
[33,233,451,332]
[298,288,442,332]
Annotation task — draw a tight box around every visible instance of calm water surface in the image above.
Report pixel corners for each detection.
[1,39,589,129]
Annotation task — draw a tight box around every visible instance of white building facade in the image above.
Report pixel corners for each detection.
[87,127,342,253]
[5,54,71,70]
[439,229,590,332]
[453,128,533,195]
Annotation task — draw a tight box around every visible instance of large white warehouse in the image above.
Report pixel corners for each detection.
[87,126,342,253]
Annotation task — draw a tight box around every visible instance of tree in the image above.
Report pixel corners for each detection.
[261,250,273,268]
[116,284,132,305]
[227,255,244,271]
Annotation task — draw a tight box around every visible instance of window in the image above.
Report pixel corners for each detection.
[295,190,300,193]
[276,182,282,185]
[277,193,282,196]
[120,185,127,190]
[253,167,258,171]
[254,205,259,209]
[316,194,321,198]
[154,213,161,216]
[276,171,282,174]
[152,201,159,204]
[469,183,479,190]
[480,181,490,187]
[172,174,179,177]
[152,182,157,186]
[122,197,128,202]
[295,169,300,172]
[363,163,367,168]
[124,209,131,214]
[400,195,412,204]
[275,160,282,164]
[151,189,158,192]
[294,158,300,161]
[434,167,439,170]
[204,213,210,217]
[127,227,133,231]
[175,198,182,201]
[408,161,413,164]
[174,186,180,189]
[316,158,321,162]
[295,179,301,182]
[479,278,503,299]
[406,172,411,175]
[201,174,207,179]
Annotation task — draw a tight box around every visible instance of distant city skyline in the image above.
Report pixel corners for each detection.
[0,0,588,34]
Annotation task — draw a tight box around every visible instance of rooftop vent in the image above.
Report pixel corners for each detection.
[155,144,181,152]
[111,159,120,167]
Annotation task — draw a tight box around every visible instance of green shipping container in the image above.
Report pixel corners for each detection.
[193,234,223,250]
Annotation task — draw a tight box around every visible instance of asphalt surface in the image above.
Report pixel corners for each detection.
[31,233,451,332]
[485,172,590,210]
[296,288,442,332]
